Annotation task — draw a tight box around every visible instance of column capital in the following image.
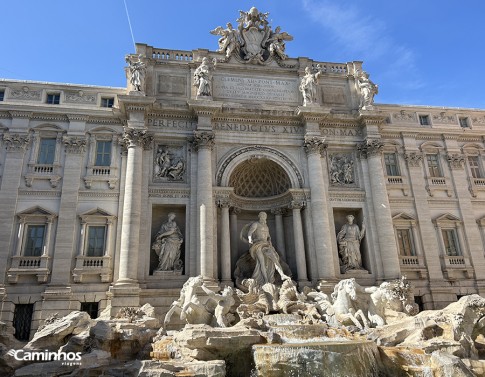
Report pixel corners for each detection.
[404,152,423,168]
[271,207,288,216]
[303,135,327,156]
[122,127,153,149]
[357,138,383,159]
[216,199,231,208]
[230,207,241,215]
[192,131,215,151]
[63,136,87,154]
[288,200,305,210]
[447,153,466,170]
[3,133,30,152]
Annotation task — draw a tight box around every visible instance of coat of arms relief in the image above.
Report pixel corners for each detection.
[210,7,293,64]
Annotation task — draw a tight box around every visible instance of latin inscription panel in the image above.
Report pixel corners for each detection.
[213,75,299,103]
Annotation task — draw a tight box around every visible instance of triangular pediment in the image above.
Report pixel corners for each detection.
[80,207,114,217]
[18,206,56,217]
[392,212,415,221]
[434,213,461,222]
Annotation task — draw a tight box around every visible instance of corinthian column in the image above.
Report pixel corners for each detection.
[116,128,152,285]
[358,138,400,279]
[303,136,337,283]
[193,131,215,281]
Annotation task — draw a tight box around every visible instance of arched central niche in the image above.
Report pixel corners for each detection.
[229,157,291,198]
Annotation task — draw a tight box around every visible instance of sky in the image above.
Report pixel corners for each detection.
[1,1,484,109]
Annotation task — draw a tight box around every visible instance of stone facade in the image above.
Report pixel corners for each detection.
[0,8,485,340]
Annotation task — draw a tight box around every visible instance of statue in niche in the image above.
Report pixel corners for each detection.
[240,212,292,287]
[210,23,239,58]
[357,71,378,110]
[193,57,213,98]
[337,215,366,273]
[299,65,324,106]
[329,155,354,185]
[267,26,293,60]
[152,213,184,272]
[125,54,145,92]
[155,147,185,181]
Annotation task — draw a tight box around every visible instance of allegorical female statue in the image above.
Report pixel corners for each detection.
[299,65,323,106]
[337,215,366,273]
[152,213,184,272]
[193,57,212,98]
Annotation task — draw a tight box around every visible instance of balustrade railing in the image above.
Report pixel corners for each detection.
[387,176,403,185]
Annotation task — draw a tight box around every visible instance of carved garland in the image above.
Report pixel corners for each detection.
[447,153,465,170]
[216,145,304,188]
[404,152,423,168]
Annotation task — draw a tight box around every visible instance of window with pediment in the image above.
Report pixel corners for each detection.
[462,143,485,197]
[84,128,120,189]
[25,125,64,188]
[8,206,56,284]
[392,212,426,278]
[73,208,116,283]
[420,142,452,197]
[433,213,473,280]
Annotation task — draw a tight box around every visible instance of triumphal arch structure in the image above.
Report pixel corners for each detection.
[1,7,485,337]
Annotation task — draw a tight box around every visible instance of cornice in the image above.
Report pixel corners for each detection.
[18,189,61,197]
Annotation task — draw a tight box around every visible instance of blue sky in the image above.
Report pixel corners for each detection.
[2,1,484,109]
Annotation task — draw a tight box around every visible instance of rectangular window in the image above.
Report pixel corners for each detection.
[468,156,481,178]
[384,153,400,176]
[101,97,114,108]
[427,154,442,177]
[95,141,112,166]
[459,117,469,128]
[37,138,56,164]
[24,225,45,256]
[46,93,60,105]
[0,90,4,101]
[86,226,106,257]
[13,304,34,341]
[397,229,415,256]
[442,229,460,256]
[419,115,430,126]
[80,302,99,319]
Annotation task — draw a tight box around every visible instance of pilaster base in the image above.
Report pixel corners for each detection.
[107,284,141,317]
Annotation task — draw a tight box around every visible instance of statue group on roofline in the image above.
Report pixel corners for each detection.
[210,7,293,64]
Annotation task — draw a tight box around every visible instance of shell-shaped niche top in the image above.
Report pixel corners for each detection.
[229,156,291,198]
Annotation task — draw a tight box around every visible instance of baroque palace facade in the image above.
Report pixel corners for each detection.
[1,7,485,340]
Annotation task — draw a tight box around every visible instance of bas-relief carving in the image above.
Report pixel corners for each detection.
[392,110,417,123]
[9,86,41,101]
[152,212,184,273]
[447,153,465,169]
[472,116,485,124]
[64,91,96,104]
[157,75,187,96]
[329,154,355,185]
[154,145,186,182]
[404,152,423,167]
[2,133,30,152]
[433,112,455,124]
[337,215,366,274]
[210,7,293,64]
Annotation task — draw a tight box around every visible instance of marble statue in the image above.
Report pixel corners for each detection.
[357,71,378,110]
[243,211,291,287]
[267,26,293,60]
[125,55,145,92]
[299,65,323,106]
[152,213,184,272]
[164,276,212,326]
[337,215,366,273]
[210,23,239,58]
[201,285,236,327]
[193,57,212,98]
